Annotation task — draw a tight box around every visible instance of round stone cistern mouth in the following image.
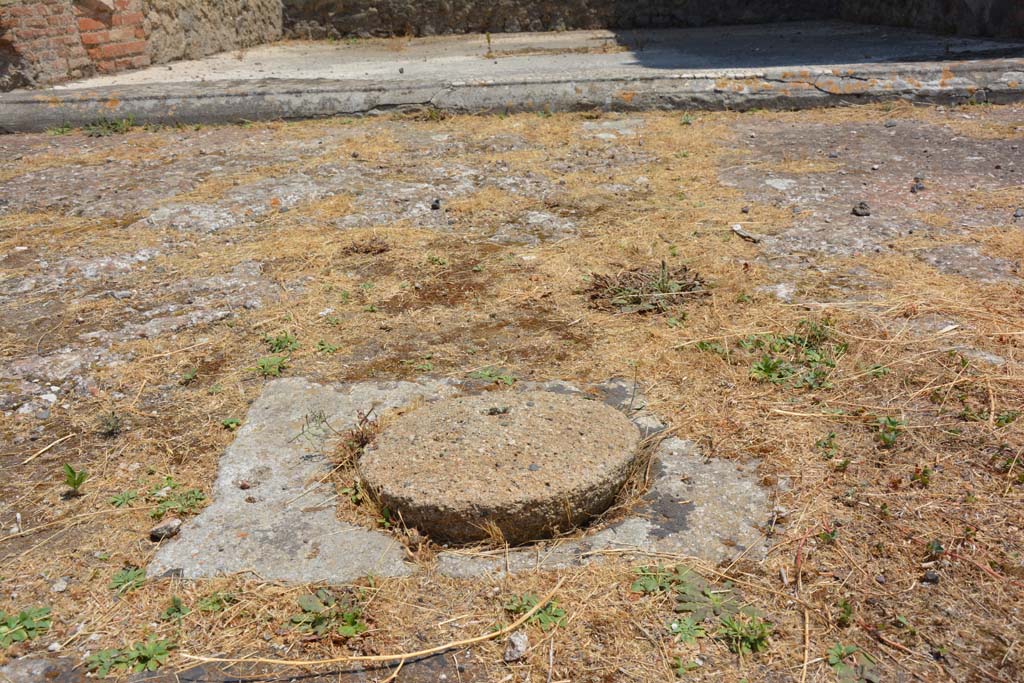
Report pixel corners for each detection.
[357,390,645,546]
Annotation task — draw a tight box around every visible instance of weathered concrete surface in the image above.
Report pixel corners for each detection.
[435,438,769,578]
[2,22,1021,131]
[149,377,460,583]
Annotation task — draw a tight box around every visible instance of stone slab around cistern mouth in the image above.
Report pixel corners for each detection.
[149,377,769,582]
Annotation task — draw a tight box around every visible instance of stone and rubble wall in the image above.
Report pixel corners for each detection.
[283,0,827,38]
[143,0,282,64]
[840,0,1023,38]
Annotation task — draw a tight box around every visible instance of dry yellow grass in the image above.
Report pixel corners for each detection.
[0,104,1021,682]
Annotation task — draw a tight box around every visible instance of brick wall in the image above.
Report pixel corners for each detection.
[75,0,150,74]
[0,1,93,86]
[1,0,280,90]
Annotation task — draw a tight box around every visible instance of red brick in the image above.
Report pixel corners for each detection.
[5,6,40,18]
[112,12,144,27]
[79,30,109,45]
[77,16,107,31]
[96,59,117,72]
[95,40,145,59]
[15,27,46,40]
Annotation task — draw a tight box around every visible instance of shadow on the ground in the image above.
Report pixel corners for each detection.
[607,20,1024,71]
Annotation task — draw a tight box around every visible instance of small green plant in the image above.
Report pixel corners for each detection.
[694,340,728,356]
[264,331,299,353]
[680,114,694,126]
[426,255,448,266]
[98,411,123,437]
[828,643,880,683]
[669,616,706,644]
[995,411,1020,427]
[340,481,365,505]
[836,599,853,628]
[469,368,516,385]
[718,614,772,655]
[631,564,691,594]
[197,592,236,613]
[290,589,367,638]
[62,464,89,496]
[151,488,205,520]
[317,339,341,354]
[911,466,932,488]
[86,636,175,677]
[221,418,242,431]
[254,355,289,377]
[377,506,393,528]
[109,490,137,508]
[504,594,567,632]
[48,123,73,136]
[0,607,51,648]
[750,356,794,384]
[160,596,190,622]
[363,304,378,313]
[84,115,135,137]
[818,524,838,545]
[925,539,945,560]
[110,567,146,594]
[876,417,905,448]
[865,364,890,378]
[815,432,838,459]
[673,657,700,676]
[179,367,199,385]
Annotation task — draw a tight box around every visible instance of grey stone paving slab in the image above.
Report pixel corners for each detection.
[151,377,768,582]
[149,377,458,583]
[435,437,768,578]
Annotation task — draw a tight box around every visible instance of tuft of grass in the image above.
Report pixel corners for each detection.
[264,331,299,353]
[83,115,135,137]
[718,614,772,655]
[469,367,516,385]
[587,260,703,314]
[109,567,146,594]
[253,355,289,377]
[98,411,123,437]
[108,490,137,508]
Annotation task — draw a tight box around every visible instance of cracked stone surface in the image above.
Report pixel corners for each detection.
[149,377,459,582]
[151,377,767,582]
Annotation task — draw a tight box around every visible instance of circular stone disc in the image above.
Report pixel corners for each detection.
[358,391,641,544]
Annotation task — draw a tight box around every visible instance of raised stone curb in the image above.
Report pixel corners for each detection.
[2,58,1021,133]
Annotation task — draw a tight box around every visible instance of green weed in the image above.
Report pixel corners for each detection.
[108,490,137,508]
[109,567,146,594]
[504,594,567,631]
[254,355,289,377]
[0,607,51,648]
[290,589,367,638]
[62,464,88,496]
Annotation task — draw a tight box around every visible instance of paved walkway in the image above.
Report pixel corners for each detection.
[2,21,1022,131]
